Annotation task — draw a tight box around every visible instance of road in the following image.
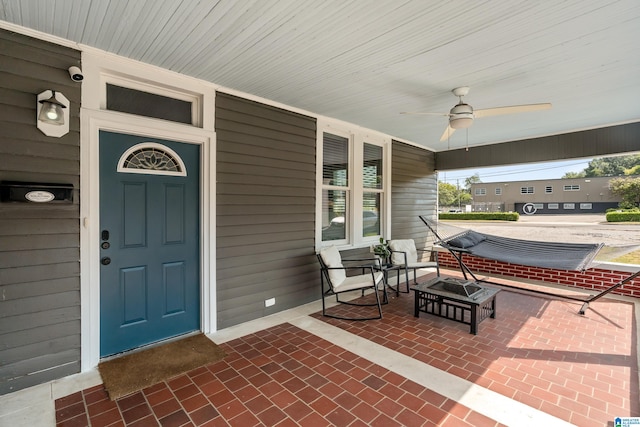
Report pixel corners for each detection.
[443,214,640,247]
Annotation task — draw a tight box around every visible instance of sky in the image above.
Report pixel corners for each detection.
[438,159,593,185]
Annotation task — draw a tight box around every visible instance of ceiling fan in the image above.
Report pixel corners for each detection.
[401,87,552,142]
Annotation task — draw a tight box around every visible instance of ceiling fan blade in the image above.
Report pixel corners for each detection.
[439,124,456,141]
[474,103,552,118]
[400,111,449,116]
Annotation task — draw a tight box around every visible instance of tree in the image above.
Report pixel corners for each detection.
[464,173,481,190]
[583,155,640,177]
[459,191,473,204]
[609,176,640,208]
[438,181,473,208]
[438,181,458,207]
[562,171,586,178]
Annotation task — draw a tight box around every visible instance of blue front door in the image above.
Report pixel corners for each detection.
[99,131,200,357]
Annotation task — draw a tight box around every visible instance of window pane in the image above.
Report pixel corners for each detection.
[322,189,347,241]
[323,133,349,186]
[106,84,193,124]
[363,143,383,189]
[362,192,381,237]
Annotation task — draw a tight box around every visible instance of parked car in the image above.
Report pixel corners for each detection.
[330,211,378,228]
[324,211,380,240]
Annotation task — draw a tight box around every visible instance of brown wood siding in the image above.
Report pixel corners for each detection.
[0,29,81,395]
[391,141,438,247]
[215,92,318,329]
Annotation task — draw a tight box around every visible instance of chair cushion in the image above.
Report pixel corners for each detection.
[388,239,418,265]
[319,246,346,286]
[335,271,384,292]
[406,261,438,269]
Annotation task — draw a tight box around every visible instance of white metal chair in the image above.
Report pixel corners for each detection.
[388,239,440,292]
[317,246,386,320]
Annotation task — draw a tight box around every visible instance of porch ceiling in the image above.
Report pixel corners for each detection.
[1,0,639,152]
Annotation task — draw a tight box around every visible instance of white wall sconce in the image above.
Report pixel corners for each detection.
[37,90,69,137]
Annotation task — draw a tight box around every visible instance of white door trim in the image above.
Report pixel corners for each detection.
[80,109,216,371]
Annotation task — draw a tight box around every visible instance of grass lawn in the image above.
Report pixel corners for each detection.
[611,249,640,264]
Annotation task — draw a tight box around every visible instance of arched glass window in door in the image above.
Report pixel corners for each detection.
[117,143,187,176]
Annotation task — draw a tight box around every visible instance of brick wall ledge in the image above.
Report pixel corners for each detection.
[432,247,640,299]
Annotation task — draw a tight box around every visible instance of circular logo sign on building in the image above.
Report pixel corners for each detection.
[522,203,537,215]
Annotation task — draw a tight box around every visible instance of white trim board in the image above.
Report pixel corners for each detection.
[80,108,216,371]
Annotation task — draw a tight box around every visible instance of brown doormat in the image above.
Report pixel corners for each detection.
[98,333,226,400]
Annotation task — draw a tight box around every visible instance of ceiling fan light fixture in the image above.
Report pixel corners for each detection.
[450,117,473,129]
[449,103,474,129]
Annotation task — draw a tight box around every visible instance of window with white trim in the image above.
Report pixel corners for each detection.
[580,203,593,210]
[104,75,202,127]
[564,203,575,209]
[475,188,486,196]
[520,186,534,194]
[495,187,502,195]
[321,132,349,243]
[545,186,553,194]
[362,143,383,237]
[564,184,580,191]
[318,124,389,247]
[548,203,559,209]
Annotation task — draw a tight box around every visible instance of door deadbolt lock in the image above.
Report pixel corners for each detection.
[101,242,110,249]
[101,257,111,265]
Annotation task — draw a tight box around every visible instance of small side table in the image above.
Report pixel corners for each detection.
[411,277,500,335]
[371,262,405,296]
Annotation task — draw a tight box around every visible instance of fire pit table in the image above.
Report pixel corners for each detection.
[411,277,500,335]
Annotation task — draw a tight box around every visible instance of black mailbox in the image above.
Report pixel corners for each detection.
[0,181,74,203]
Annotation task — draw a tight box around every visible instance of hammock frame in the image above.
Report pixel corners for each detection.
[420,215,640,314]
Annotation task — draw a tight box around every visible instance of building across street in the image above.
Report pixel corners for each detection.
[469,175,627,214]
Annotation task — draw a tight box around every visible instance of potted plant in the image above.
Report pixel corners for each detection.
[372,237,391,264]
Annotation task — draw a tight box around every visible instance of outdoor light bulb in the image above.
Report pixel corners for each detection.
[38,91,66,125]
[36,90,69,137]
[45,104,61,120]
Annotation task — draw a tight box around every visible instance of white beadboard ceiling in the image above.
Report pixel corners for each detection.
[2,0,639,152]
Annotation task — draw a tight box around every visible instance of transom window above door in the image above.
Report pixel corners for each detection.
[102,74,203,127]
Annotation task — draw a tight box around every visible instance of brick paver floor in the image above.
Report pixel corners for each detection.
[55,323,504,427]
[55,275,638,427]
[314,276,639,427]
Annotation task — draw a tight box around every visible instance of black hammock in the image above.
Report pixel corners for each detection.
[420,216,640,314]
[442,229,602,271]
